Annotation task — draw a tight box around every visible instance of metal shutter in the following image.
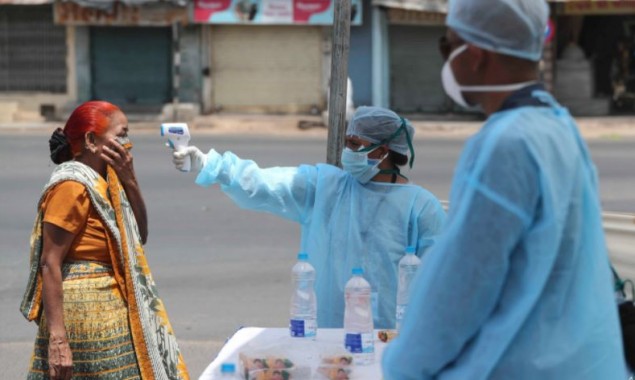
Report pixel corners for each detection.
[0,5,67,93]
[209,25,322,113]
[389,25,448,113]
[90,26,172,109]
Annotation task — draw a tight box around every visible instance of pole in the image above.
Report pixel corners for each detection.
[326,0,352,167]
[172,21,181,122]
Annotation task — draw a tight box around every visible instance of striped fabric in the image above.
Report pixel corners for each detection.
[27,261,141,379]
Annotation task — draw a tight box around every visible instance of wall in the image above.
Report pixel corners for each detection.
[349,0,373,107]
[179,25,203,105]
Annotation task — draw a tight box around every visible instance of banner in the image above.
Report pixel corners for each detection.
[372,0,447,13]
[562,1,635,15]
[54,2,188,26]
[193,0,363,25]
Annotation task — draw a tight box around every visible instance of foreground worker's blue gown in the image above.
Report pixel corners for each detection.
[195,153,446,329]
[382,86,626,379]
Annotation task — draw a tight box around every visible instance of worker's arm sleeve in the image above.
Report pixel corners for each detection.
[195,149,317,223]
[415,197,447,256]
[382,135,540,379]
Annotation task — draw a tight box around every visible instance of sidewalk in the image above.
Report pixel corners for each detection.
[2,113,635,140]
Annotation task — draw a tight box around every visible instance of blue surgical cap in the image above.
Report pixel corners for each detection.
[447,0,549,61]
[347,106,415,156]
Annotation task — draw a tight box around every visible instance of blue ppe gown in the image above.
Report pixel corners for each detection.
[195,154,446,329]
[382,88,626,379]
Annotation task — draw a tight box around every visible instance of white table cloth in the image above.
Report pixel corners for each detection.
[199,327,387,380]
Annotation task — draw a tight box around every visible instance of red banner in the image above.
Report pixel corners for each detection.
[563,1,635,15]
[293,0,330,22]
[194,0,233,21]
[192,0,362,25]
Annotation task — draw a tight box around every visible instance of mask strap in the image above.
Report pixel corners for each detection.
[379,168,409,181]
[358,144,379,153]
[460,80,538,93]
[362,122,405,152]
[358,118,415,168]
[400,118,415,169]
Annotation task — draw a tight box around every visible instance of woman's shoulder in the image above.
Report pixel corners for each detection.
[41,180,88,209]
[40,180,92,233]
[49,180,87,196]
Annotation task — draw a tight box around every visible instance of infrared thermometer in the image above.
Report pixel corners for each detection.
[160,123,191,172]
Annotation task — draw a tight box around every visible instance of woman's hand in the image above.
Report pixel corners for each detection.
[41,223,75,379]
[101,139,136,184]
[48,334,73,380]
[100,138,149,244]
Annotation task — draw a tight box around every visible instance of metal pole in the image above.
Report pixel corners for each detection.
[172,21,181,122]
[326,0,352,167]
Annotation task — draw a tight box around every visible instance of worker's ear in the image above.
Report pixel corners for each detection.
[468,45,488,74]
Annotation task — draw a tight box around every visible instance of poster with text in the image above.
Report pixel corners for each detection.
[193,0,362,25]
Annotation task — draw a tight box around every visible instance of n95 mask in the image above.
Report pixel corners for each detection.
[441,45,538,108]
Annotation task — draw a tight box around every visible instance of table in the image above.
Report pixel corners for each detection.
[199,328,387,380]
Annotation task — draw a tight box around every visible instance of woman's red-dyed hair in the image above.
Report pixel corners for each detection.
[64,101,122,156]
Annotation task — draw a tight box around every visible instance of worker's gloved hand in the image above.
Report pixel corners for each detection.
[173,146,207,172]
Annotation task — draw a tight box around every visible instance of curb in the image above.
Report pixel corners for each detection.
[2,115,635,140]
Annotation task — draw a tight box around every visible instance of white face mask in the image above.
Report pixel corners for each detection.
[341,146,387,184]
[441,44,538,108]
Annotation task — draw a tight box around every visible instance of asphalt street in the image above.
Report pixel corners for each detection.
[1,132,634,377]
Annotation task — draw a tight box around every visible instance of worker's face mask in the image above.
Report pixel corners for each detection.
[441,44,538,108]
[442,45,471,108]
[341,145,388,184]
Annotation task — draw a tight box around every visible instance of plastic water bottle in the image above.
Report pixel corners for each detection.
[344,267,374,365]
[219,363,238,379]
[289,252,317,339]
[396,246,421,330]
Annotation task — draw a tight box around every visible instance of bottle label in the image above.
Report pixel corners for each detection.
[345,333,375,354]
[290,319,317,338]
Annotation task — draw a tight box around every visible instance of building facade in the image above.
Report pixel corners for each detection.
[550,0,635,115]
[2,0,635,121]
[0,1,68,122]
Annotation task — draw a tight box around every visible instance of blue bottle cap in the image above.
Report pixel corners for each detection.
[405,246,416,255]
[221,363,236,373]
[352,267,364,275]
[298,252,309,260]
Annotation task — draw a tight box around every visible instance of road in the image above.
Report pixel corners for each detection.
[1,132,634,377]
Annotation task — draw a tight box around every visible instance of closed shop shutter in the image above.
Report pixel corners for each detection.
[0,5,66,93]
[210,25,322,113]
[389,25,448,113]
[91,27,171,110]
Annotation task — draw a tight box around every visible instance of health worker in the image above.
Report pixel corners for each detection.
[172,106,446,329]
[382,0,626,379]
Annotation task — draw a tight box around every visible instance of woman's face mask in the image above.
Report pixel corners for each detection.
[341,145,387,184]
[115,136,133,151]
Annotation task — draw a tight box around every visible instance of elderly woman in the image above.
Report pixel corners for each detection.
[172,106,446,329]
[21,101,188,379]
